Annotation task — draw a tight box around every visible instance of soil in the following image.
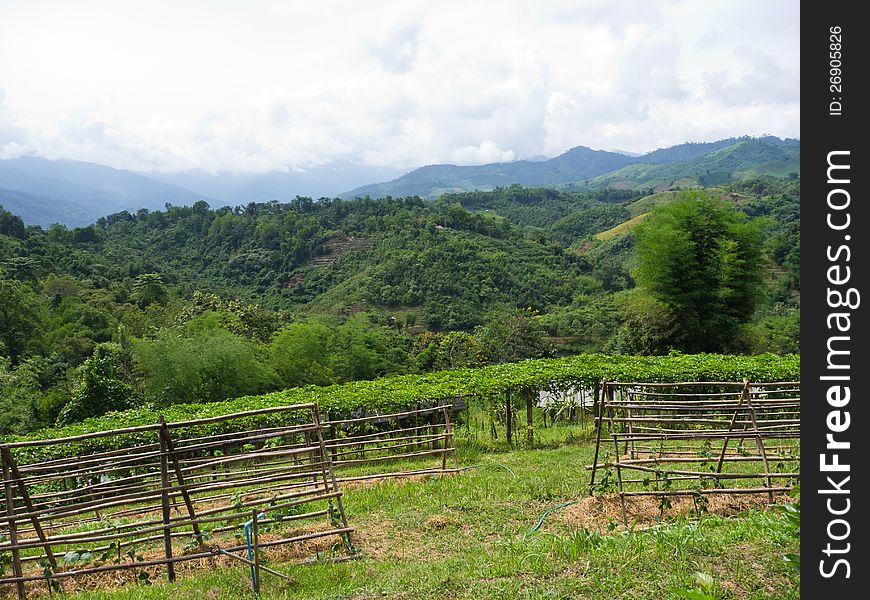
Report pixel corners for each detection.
[559,491,790,531]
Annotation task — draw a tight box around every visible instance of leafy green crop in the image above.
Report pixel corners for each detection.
[2,352,798,462]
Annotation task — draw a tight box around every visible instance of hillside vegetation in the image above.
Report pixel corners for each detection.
[1,171,798,436]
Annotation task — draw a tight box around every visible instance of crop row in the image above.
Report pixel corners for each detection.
[2,352,799,462]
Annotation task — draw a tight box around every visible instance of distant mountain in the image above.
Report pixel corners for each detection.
[341,136,800,199]
[145,162,406,205]
[340,146,637,199]
[1,137,799,228]
[0,156,407,227]
[0,156,221,227]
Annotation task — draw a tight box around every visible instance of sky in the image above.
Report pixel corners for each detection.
[0,0,799,174]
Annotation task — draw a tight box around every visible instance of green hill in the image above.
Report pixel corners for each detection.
[586,139,799,191]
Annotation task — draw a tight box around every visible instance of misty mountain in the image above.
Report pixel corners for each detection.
[0,156,407,227]
[0,156,223,227]
[340,146,637,199]
[0,137,799,228]
[145,162,406,205]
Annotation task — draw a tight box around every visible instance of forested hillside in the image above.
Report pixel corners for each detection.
[0,175,798,435]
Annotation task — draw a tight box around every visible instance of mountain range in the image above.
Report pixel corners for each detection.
[0,136,798,227]
[341,136,799,198]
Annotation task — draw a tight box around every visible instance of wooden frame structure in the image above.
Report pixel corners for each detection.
[1,403,354,597]
[324,402,459,481]
[0,401,459,598]
[588,380,800,524]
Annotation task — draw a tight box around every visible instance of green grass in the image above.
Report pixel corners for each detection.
[50,424,799,600]
[593,213,650,241]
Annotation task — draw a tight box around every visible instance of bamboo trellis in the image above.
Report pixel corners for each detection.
[324,402,459,481]
[0,402,458,598]
[588,380,800,525]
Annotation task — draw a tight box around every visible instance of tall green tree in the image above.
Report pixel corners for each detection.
[474,308,553,364]
[0,357,42,434]
[56,343,133,425]
[270,321,336,387]
[131,273,168,308]
[0,277,44,363]
[630,192,765,353]
[135,328,279,405]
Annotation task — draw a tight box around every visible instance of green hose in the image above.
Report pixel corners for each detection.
[459,462,517,477]
[528,500,579,535]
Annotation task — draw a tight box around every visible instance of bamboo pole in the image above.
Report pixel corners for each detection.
[505,391,513,447]
[216,548,294,581]
[0,528,354,586]
[322,404,450,427]
[587,381,606,495]
[2,449,26,599]
[622,487,791,497]
[594,462,798,479]
[252,509,261,594]
[1,448,59,574]
[6,495,339,554]
[159,416,204,548]
[745,392,775,502]
[158,426,175,583]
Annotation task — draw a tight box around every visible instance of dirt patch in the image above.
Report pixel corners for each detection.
[559,492,790,530]
[8,524,345,599]
[350,516,430,562]
[423,514,456,531]
[340,471,441,491]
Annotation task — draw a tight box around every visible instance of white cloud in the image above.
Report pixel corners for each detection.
[451,140,516,165]
[0,0,799,173]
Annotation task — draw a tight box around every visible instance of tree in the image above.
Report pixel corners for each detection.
[0,205,26,239]
[0,278,44,363]
[131,273,168,308]
[630,192,765,353]
[0,357,42,434]
[56,343,133,425]
[474,308,553,364]
[135,328,279,405]
[414,331,484,371]
[270,321,336,387]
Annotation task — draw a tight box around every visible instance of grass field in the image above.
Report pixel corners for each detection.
[19,423,800,600]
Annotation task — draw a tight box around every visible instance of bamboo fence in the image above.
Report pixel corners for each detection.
[587,380,800,524]
[0,402,458,598]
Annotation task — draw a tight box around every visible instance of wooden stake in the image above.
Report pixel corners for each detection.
[2,448,26,599]
[158,426,175,582]
[252,510,261,594]
[525,388,534,447]
[158,417,204,547]
[1,447,59,575]
[505,391,513,447]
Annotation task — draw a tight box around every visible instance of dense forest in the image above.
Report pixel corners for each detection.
[0,176,799,435]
